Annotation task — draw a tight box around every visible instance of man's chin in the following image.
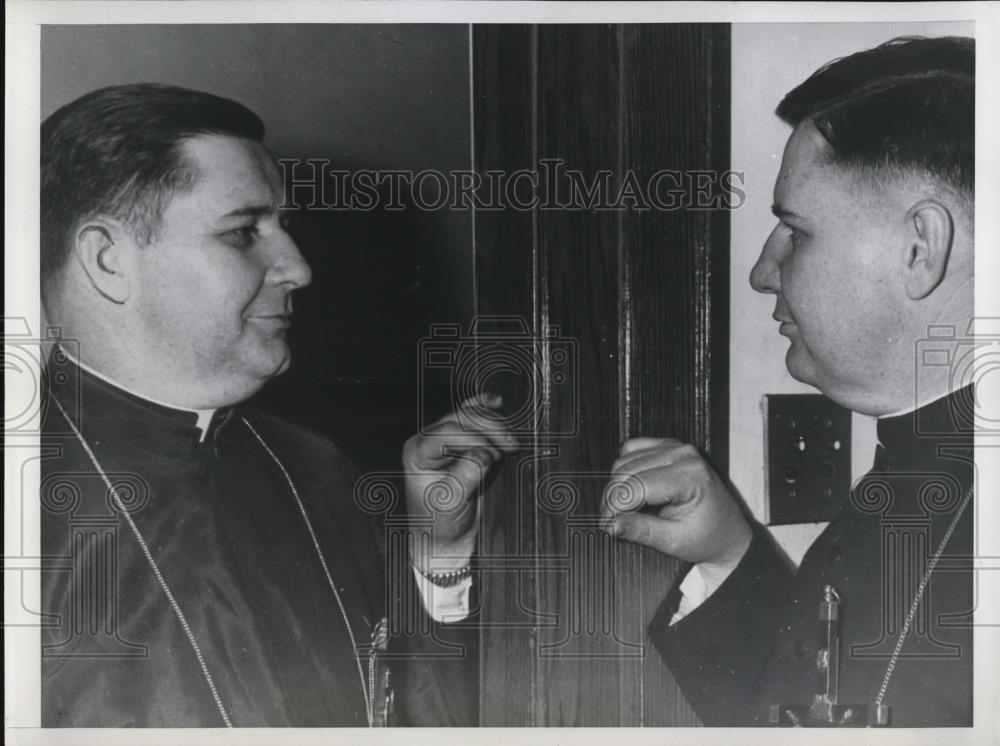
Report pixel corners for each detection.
[244,341,293,383]
[270,354,292,378]
[259,347,292,379]
[784,345,819,386]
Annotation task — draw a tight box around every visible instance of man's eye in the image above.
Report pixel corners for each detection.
[782,223,803,251]
[223,226,259,249]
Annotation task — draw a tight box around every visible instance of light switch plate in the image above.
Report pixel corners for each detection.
[763,394,852,526]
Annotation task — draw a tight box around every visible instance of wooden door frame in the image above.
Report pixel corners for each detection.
[472,23,730,726]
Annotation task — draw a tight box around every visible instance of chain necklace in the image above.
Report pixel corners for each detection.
[873,482,974,710]
[51,396,374,727]
[242,417,374,724]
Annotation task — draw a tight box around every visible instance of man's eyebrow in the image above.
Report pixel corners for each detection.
[220,204,276,220]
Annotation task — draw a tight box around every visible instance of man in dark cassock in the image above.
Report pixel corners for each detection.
[39,84,511,727]
[596,36,977,726]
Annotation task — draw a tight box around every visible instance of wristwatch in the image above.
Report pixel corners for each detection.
[417,565,473,588]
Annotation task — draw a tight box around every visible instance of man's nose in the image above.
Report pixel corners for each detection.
[265,230,313,289]
[749,227,782,295]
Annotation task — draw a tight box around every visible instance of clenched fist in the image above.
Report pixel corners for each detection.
[601,437,752,572]
[403,393,518,573]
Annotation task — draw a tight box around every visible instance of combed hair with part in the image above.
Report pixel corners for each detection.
[777,36,974,204]
[41,83,266,284]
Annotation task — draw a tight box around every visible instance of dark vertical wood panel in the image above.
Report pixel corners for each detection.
[473,23,731,727]
[472,24,540,727]
[620,24,730,727]
[533,24,644,727]
[709,27,732,483]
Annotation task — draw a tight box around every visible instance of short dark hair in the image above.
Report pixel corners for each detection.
[777,36,974,205]
[41,83,266,282]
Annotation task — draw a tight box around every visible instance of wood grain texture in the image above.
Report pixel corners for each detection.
[532,24,641,727]
[473,23,730,726]
[619,24,730,727]
[472,24,540,728]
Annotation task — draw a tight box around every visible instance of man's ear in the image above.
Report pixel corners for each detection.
[73,220,131,304]
[903,200,954,300]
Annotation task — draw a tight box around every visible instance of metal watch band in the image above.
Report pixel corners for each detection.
[417,565,473,588]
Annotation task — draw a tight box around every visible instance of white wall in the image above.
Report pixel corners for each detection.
[729,21,973,564]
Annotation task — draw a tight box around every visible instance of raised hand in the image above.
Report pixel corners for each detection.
[403,393,518,572]
[601,437,752,571]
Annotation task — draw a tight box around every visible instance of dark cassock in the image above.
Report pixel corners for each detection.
[649,386,975,727]
[39,351,477,727]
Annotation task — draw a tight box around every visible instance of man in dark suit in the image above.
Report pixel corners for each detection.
[600,36,976,726]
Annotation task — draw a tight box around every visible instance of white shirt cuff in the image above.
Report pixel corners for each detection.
[668,556,741,626]
[412,566,473,623]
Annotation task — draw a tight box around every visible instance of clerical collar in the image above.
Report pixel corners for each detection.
[59,349,217,442]
[56,358,237,459]
[878,386,969,421]
[876,384,974,458]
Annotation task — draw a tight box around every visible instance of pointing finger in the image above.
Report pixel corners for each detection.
[457,392,503,411]
[443,443,502,463]
[407,432,498,468]
[620,437,671,457]
[425,401,519,451]
[425,392,502,429]
[611,442,699,475]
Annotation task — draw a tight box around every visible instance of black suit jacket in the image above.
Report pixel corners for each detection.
[649,388,975,726]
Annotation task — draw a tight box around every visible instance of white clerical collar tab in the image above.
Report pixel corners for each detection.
[58,348,217,442]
